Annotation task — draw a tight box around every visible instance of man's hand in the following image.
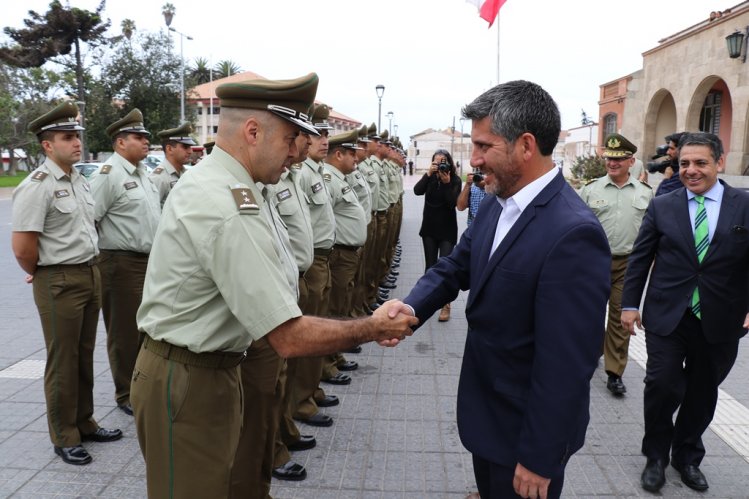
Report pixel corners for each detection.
[513,463,550,499]
[371,300,418,346]
[25,275,34,284]
[621,310,641,335]
[663,166,674,179]
[743,312,749,329]
[466,173,474,185]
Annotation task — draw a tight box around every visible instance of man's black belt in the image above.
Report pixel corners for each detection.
[314,247,333,256]
[38,257,98,270]
[334,244,361,252]
[376,210,388,215]
[143,335,246,369]
[612,254,630,260]
[100,249,149,258]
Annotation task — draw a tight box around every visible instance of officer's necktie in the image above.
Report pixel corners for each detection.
[691,195,709,318]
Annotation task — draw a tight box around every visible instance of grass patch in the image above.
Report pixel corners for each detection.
[0,172,29,188]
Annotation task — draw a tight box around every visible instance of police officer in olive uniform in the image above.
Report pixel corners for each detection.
[150,122,196,206]
[11,102,122,466]
[89,109,161,415]
[132,73,417,499]
[349,126,375,319]
[325,129,368,326]
[368,126,392,310]
[579,133,653,396]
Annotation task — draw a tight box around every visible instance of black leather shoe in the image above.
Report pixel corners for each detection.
[641,458,666,492]
[287,435,316,452]
[338,360,358,371]
[377,295,388,305]
[118,403,134,416]
[316,394,339,407]
[322,372,351,385]
[389,270,400,277]
[672,462,708,491]
[272,461,307,481]
[380,281,396,289]
[296,413,333,427]
[82,427,123,442]
[344,345,362,354]
[606,375,627,396]
[54,445,92,465]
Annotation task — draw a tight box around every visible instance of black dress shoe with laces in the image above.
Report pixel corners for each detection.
[272,461,307,481]
[54,445,92,465]
[295,413,333,427]
[82,427,123,442]
[316,394,339,407]
[640,458,666,492]
[606,375,627,396]
[118,403,134,416]
[344,345,363,354]
[672,462,708,491]
[322,372,351,385]
[338,360,358,371]
[287,435,316,451]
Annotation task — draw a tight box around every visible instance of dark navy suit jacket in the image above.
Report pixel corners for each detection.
[622,181,749,343]
[404,171,611,478]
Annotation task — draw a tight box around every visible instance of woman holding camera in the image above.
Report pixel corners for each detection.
[413,149,462,321]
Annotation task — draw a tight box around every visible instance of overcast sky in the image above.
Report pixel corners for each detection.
[4,0,719,144]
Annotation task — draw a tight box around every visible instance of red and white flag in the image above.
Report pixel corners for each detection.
[466,0,508,27]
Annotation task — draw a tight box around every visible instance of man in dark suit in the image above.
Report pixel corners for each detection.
[621,132,749,493]
[394,80,611,498]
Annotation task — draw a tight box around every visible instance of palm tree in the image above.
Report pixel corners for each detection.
[121,19,136,40]
[214,60,242,79]
[162,3,176,27]
[189,57,211,85]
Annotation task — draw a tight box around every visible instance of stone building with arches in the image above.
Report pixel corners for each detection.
[600,2,749,180]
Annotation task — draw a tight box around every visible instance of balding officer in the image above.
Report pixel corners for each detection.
[132,74,418,498]
[150,122,196,205]
[89,109,161,416]
[12,102,122,466]
[579,133,653,396]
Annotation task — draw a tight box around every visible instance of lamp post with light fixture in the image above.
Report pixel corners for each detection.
[375,84,385,132]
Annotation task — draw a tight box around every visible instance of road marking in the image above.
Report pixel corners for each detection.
[0,359,45,379]
[628,331,749,465]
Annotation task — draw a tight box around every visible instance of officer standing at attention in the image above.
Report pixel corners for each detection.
[149,122,196,206]
[11,102,122,466]
[325,129,368,330]
[132,73,417,499]
[579,133,653,396]
[89,109,161,416]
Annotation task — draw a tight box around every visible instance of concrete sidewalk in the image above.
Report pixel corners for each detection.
[1,175,749,498]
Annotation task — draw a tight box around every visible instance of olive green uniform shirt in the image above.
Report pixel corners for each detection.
[136,147,301,353]
[385,159,400,204]
[267,166,314,273]
[298,158,336,250]
[259,182,300,298]
[12,158,98,265]
[89,152,161,253]
[370,157,391,211]
[149,159,182,207]
[324,164,367,247]
[579,174,653,256]
[346,169,372,224]
[357,158,380,213]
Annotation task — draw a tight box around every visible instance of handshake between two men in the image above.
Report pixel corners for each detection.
[264,299,419,359]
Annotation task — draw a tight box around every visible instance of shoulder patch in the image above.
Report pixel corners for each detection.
[153,167,164,174]
[124,181,138,190]
[231,187,260,212]
[30,171,48,182]
[100,165,112,174]
[276,188,292,202]
[323,173,332,182]
[290,163,302,170]
[311,182,323,194]
[342,185,352,195]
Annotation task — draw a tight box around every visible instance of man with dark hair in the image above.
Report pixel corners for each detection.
[12,101,122,466]
[395,80,611,498]
[89,108,161,417]
[150,122,196,205]
[655,132,686,196]
[622,131,749,493]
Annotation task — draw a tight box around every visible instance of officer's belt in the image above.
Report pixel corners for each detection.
[376,210,388,215]
[313,247,333,257]
[612,254,630,260]
[100,249,149,258]
[38,256,98,270]
[143,334,246,369]
[333,244,360,252]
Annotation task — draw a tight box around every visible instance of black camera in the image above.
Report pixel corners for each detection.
[437,159,450,173]
[646,143,674,174]
[472,172,484,183]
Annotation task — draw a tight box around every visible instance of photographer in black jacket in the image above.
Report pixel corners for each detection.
[654,132,685,196]
[414,149,462,321]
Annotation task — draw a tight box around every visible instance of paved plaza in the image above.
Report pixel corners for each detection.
[1,175,749,498]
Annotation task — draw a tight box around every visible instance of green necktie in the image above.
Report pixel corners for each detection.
[691,195,709,318]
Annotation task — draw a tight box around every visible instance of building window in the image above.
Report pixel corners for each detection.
[603,113,617,136]
[196,126,203,135]
[699,91,721,134]
[213,107,220,115]
[197,107,202,115]
[213,126,218,134]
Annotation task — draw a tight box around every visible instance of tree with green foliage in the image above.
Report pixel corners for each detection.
[189,57,212,85]
[571,154,607,182]
[214,60,242,79]
[121,19,136,41]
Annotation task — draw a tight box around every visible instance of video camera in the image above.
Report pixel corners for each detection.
[646,144,672,174]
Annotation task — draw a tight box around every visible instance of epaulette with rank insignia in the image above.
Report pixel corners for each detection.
[100,165,112,174]
[639,180,652,189]
[30,170,48,182]
[153,167,164,174]
[230,186,259,214]
[323,172,332,182]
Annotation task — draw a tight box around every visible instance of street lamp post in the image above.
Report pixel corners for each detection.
[76,100,89,161]
[375,84,385,131]
[386,111,394,136]
[169,27,193,123]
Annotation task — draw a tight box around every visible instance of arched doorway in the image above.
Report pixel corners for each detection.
[643,89,677,161]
